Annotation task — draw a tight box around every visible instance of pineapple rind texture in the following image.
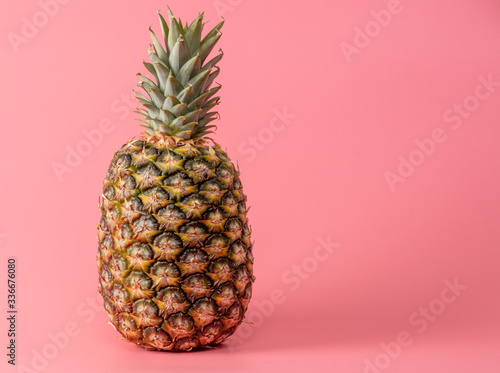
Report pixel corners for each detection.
[98,135,254,351]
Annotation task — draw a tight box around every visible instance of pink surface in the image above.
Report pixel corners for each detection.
[1,0,500,372]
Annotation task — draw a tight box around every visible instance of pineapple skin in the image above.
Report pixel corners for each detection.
[97,134,254,351]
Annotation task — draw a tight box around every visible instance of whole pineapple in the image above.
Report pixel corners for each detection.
[97,7,254,351]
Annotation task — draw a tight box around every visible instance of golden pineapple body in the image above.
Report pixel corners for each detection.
[98,135,253,351]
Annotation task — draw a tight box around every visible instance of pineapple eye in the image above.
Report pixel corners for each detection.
[128,242,154,260]
[208,258,233,274]
[103,186,115,199]
[179,221,208,235]
[185,158,213,177]
[157,286,188,304]
[101,235,114,250]
[143,146,158,156]
[132,215,158,234]
[133,299,159,319]
[110,254,128,272]
[157,205,186,220]
[120,224,133,239]
[233,177,242,189]
[164,172,194,187]
[143,186,169,200]
[153,232,183,251]
[168,313,194,332]
[121,175,136,189]
[200,179,223,192]
[99,216,109,232]
[221,192,237,206]
[129,197,144,211]
[150,261,181,278]
[143,327,172,349]
[125,271,152,290]
[116,154,132,168]
[131,140,145,149]
[216,164,232,177]
[137,163,162,177]
[157,150,182,162]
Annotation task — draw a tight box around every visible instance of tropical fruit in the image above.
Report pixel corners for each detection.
[96,7,254,351]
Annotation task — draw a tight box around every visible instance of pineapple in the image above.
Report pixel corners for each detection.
[97,7,254,351]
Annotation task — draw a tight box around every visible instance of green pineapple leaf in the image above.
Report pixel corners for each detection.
[138,7,224,139]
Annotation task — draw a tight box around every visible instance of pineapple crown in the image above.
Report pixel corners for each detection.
[135,7,224,140]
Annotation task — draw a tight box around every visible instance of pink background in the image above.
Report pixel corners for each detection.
[1,0,500,372]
